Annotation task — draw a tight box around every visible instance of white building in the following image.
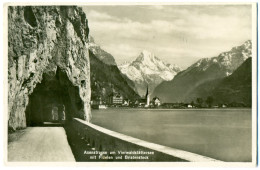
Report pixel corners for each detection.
[152,97,161,106]
[109,93,123,105]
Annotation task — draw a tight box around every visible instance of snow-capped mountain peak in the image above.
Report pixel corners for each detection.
[184,40,252,74]
[152,40,252,103]
[134,50,157,65]
[141,50,154,58]
[119,50,181,96]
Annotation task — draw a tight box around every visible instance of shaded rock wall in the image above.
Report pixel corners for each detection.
[8,6,91,130]
[89,50,140,102]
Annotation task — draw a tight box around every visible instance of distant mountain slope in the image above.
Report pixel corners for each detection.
[119,50,181,96]
[212,57,252,106]
[89,50,140,102]
[88,36,117,65]
[152,40,251,103]
[187,57,251,106]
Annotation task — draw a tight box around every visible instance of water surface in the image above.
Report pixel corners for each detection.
[91,108,252,162]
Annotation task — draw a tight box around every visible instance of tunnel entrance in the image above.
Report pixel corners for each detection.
[25,68,84,127]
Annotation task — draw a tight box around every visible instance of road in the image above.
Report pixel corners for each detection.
[8,127,75,162]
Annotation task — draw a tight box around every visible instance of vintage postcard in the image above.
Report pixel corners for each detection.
[3,1,257,167]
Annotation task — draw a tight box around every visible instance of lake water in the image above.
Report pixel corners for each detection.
[91,108,252,162]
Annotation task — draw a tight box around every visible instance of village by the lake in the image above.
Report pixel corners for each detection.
[91,86,234,109]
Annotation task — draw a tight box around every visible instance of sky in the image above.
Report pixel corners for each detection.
[82,5,252,69]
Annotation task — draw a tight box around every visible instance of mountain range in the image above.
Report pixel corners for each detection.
[88,35,251,106]
[88,36,117,66]
[152,40,252,103]
[88,37,140,102]
[211,57,251,106]
[187,57,252,107]
[119,50,181,96]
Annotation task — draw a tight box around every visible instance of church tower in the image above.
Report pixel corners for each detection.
[145,85,150,106]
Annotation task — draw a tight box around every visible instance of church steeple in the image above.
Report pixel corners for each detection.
[145,85,149,99]
[145,85,150,106]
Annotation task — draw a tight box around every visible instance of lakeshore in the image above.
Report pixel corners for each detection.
[91,108,252,162]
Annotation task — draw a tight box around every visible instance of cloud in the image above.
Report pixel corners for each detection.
[103,43,140,64]
[181,14,251,40]
[83,6,252,68]
[87,7,251,41]
[150,20,175,33]
[152,5,164,10]
[142,5,165,10]
[87,10,117,21]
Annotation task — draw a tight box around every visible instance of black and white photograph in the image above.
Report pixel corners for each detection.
[4,1,257,166]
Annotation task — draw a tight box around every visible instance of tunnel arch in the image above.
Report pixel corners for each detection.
[25,67,85,126]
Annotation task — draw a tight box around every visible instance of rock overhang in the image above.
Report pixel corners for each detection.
[8,6,91,130]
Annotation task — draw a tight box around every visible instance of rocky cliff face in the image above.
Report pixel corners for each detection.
[8,6,91,130]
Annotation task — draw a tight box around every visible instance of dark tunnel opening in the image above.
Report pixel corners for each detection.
[25,68,84,127]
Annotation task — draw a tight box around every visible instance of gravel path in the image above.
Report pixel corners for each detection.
[8,127,75,162]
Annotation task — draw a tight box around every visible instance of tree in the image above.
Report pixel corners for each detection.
[191,101,195,107]
[196,98,203,107]
[206,96,214,108]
